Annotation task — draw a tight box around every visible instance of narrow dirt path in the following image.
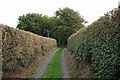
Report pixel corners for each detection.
[33,48,60,78]
[61,48,70,78]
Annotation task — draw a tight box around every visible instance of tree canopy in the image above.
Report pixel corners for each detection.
[17,7,86,46]
[55,7,85,32]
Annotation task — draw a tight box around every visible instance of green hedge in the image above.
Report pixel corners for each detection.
[1,24,57,77]
[67,8,120,79]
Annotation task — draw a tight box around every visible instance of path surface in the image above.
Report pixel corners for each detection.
[61,48,70,78]
[34,48,60,78]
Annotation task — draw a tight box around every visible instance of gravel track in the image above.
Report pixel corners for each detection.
[61,48,70,78]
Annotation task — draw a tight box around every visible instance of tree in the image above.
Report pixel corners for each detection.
[17,13,53,37]
[17,8,86,46]
[54,7,86,46]
[55,7,85,33]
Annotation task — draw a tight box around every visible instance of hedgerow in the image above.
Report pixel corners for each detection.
[0,24,57,77]
[67,8,120,79]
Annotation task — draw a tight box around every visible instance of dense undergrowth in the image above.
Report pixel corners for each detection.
[0,24,57,77]
[67,8,120,79]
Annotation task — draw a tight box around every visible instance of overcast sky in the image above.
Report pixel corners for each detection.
[0,0,119,28]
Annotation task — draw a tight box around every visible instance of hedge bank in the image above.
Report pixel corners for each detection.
[67,8,120,79]
[0,24,57,77]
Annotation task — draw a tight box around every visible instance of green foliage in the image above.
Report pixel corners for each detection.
[17,8,85,46]
[35,46,41,55]
[53,8,85,46]
[17,53,28,67]
[25,74,29,78]
[1,24,57,77]
[55,7,85,31]
[67,8,120,79]
[70,70,75,77]
[17,13,53,37]
[30,69,35,74]
[5,58,18,71]
[45,43,55,52]
[27,47,35,60]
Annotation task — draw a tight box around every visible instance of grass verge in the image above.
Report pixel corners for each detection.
[42,48,64,78]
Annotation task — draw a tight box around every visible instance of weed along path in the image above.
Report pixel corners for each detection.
[34,48,60,78]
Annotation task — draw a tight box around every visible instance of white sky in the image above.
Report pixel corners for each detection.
[0,0,119,28]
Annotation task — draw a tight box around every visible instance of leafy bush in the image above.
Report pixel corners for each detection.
[67,8,120,79]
